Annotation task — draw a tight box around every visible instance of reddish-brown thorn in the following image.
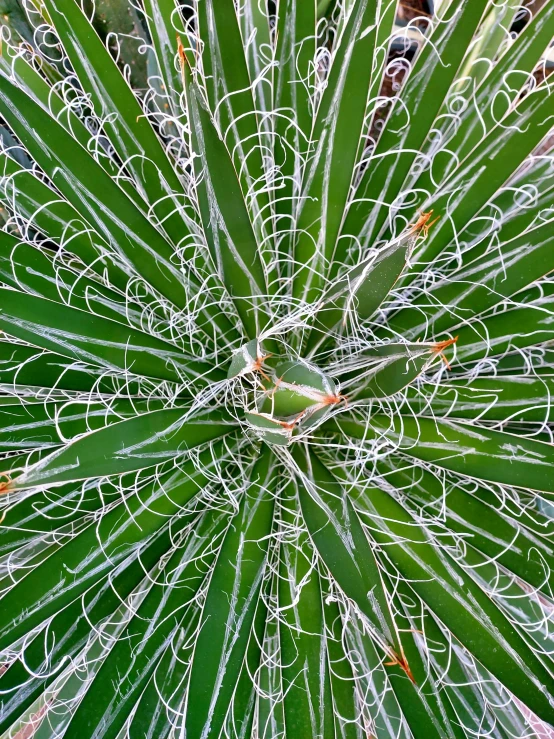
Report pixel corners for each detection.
[252,353,273,382]
[321,392,348,407]
[432,336,458,370]
[177,36,190,70]
[384,649,417,685]
[0,474,12,495]
[408,209,441,238]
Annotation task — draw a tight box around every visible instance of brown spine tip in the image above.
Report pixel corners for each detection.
[252,352,273,382]
[322,392,348,407]
[408,209,441,238]
[385,649,417,685]
[433,336,459,353]
[0,474,13,495]
[177,36,190,71]
[432,335,458,370]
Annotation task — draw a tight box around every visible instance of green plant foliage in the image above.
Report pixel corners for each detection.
[1,0,554,735]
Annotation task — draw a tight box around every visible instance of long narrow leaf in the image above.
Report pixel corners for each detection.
[347,472,554,725]
[293,0,379,301]
[185,447,275,739]
[0,288,219,384]
[41,0,195,246]
[338,413,554,496]
[14,407,235,487]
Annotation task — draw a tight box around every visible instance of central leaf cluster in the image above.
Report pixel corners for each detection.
[228,340,342,445]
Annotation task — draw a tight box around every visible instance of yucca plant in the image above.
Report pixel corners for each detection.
[1,0,554,735]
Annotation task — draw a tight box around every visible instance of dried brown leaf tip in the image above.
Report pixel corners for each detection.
[177,36,188,68]
[252,351,273,382]
[385,648,417,685]
[433,336,458,370]
[409,209,440,238]
[0,472,12,495]
[320,391,348,407]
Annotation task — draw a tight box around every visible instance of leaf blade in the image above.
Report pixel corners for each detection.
[185,447,275,739]
[0,287,218,385]
[348,472,554,726]
[14,407,235,487]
